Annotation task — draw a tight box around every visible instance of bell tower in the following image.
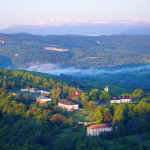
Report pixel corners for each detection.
[104,85,109,92]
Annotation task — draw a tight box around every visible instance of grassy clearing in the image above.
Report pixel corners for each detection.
[67,110,95,122]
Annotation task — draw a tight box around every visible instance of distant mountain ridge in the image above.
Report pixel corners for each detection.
[0,33,150,69]
[1,23,150,35]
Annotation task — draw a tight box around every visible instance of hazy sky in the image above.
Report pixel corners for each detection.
[0,0,150,28]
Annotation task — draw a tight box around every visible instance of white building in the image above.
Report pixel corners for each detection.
[87,123,112,136]
[36,96,51,103]
[37,90,50,94]
[58,100,79,111]
[110,96,132,104]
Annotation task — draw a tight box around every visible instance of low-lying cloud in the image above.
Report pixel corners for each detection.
[26,63,150,76]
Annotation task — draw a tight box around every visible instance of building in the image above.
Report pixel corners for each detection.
[110,96,132,104]
[29,88,36,93]
[20,88,36,92]
[37,89,50,94]
[104,85,109,92]
[36,96,51,103]
[20,88,29,92]
[58,100,79,111]
[87,123,112,136]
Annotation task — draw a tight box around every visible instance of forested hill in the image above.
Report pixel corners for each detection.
[0,33,150,68]
[0,69,150,150]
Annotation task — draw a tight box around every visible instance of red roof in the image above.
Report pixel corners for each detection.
[87,123,112,130]
[71,94,80,97]
[59,100,78,105]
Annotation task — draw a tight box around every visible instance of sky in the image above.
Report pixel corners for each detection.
[0,0,150,29]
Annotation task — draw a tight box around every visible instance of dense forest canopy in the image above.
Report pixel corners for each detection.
[0,33,150,69]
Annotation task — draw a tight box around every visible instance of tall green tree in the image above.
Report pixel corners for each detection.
[89,89,100,101]
[112,105,125,124]
[132,89,144,98]
[99,91,111,102]
[93,111,103,123]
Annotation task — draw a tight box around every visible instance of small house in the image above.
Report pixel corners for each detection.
[87,123,112,136]
[36,96,51,103]
[58,100,79,111]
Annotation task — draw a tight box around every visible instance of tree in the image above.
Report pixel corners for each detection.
[99,91,111,102]
[112,106,125,124]
[89,89,100,101]
[134,101,150,116]
[80,92,89,108]
[103,108,111,122]
[87,101,95,110]
[50,113,67,124]
[50,88,61,104]
[121,93,132,97]
[132,89,144,98]
[93,111,103,123]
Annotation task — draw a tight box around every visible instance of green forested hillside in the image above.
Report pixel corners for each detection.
[0,69,150,150]
[0,33,150,68]
[58,69,150,94]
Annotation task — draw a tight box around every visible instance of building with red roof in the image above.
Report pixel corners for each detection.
[87,123,112,136]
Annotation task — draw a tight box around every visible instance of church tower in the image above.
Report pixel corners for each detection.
[104,85,109,92]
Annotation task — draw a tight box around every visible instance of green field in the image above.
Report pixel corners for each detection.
[67,110,95,122]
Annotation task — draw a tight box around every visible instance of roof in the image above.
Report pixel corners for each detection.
[71,94,80,97]
[87,123,112,130]
[58,100,78,105]
[111,96,131,101]
[37,96,50,99]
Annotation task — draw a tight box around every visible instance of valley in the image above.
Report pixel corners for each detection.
[0,34,150,150]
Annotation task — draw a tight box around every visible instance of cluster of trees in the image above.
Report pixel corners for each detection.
[0,91,77,150]
[93,97,150,124]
